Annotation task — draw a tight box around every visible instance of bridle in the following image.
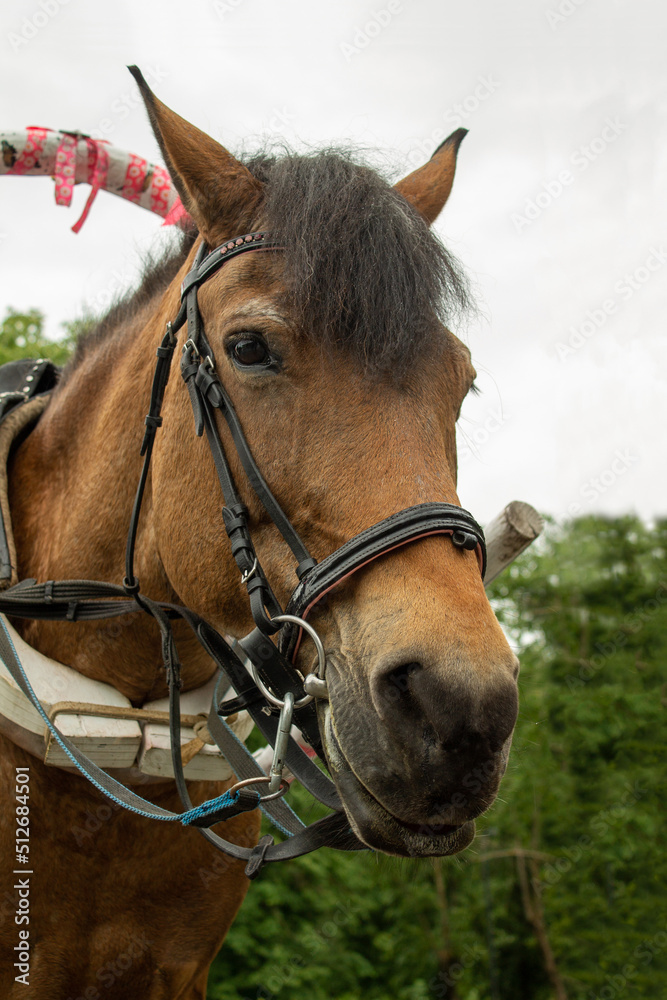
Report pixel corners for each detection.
[0,230,487,878]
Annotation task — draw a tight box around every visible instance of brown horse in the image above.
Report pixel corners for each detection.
[0,74,519,998]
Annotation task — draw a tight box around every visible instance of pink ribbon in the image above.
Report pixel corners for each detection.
[7,126,50,175]
[161,196,189,227]
[72,137,109,233]
[53,132,110,233]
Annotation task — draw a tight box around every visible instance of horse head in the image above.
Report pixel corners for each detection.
[134,71,519,858]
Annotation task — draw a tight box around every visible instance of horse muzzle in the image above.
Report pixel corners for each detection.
[319,701,480,857]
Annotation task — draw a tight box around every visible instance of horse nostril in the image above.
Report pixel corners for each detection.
[380,661,422,711]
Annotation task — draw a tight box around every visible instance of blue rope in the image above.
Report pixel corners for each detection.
[180,787,260,826]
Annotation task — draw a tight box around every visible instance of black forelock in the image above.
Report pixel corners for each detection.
[245,148,471,378]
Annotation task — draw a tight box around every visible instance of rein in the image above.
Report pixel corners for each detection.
[0,230,487,878]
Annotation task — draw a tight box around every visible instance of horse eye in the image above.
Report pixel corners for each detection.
[232,337,270,366]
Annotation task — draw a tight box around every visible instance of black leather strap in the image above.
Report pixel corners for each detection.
[193,344,316,581]
[280,502,486,660]
[180,232,282,299]
[165,622,363,877]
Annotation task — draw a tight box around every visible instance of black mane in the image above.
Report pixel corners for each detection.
[69,148,470,379]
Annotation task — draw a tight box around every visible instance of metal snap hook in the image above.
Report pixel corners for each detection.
[268,691,294,793]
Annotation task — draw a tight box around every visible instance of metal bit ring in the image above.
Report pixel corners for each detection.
[249,614,326,709]
[227,774,289,802]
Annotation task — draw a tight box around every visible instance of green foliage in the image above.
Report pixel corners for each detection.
[208,516,666,1000]
[0,307,77,365]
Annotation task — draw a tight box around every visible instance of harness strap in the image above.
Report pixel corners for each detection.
[165,613,363,878]
[0,578,139,621]
[193,344,316,580]
[203,674,307,836]
[196,387,283,629]
[125,322,177,596]
[0,576,339,808]
[282,502,486,661]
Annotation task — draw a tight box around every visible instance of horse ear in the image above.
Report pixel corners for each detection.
[394,128,468,225]
[127,65,263,243]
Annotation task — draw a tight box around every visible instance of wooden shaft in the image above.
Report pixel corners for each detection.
[483,501,544,587]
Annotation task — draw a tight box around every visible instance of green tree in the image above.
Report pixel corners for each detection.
[0,307,76,365]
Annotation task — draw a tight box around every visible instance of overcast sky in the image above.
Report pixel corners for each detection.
[0,0,664,528]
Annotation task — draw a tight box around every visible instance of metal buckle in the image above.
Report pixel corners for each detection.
[240,557,258,585]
